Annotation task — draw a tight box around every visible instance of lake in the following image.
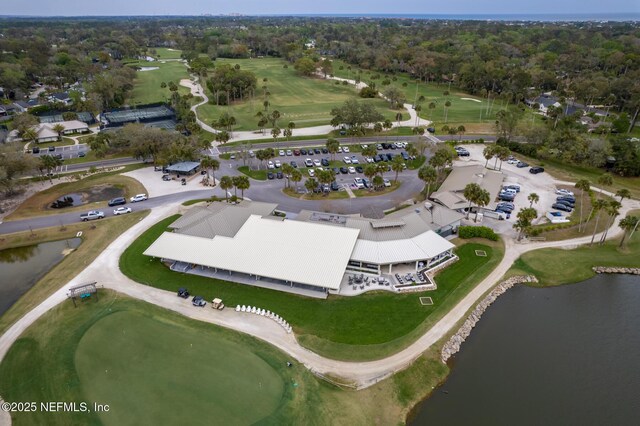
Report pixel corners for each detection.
[410,274,640,425]
[0,238,81,316]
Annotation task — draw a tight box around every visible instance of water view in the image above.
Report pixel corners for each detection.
[0,238,81,316]
[411,274,640,425]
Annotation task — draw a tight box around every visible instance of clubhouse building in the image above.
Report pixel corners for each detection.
[144,202,461,298]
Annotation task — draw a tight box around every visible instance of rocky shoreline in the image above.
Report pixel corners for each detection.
[440,275,539,363]
[593,266,640,275]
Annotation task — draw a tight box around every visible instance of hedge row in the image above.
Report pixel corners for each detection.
[458,226,499,241]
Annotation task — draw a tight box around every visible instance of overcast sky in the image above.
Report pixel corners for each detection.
[2,0,638,16]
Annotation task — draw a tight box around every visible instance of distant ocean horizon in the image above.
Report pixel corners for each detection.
[0,12,638,22]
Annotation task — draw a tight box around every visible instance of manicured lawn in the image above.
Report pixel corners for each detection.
[353,181,401,197]
[0,211,148,337]
[128,60,191,105]
[120,215,503,360]
[0,292,312,425]
[238,165,267,180]
[282,187,350,200]
[196,57,401,130]
[6,173,147,221]
[508,230,640,287]
[63,151,132,165]
[150,47,183,60]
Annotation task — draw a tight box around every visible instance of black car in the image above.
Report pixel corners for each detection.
[192,296,206,307]
[382,143,390,149]
[321,158,330,167]
[307,149,314,156]
[556,199,575,208]
[78,151,86,157]
[516,161,529,168]
[373,155,382,162]
[48,145,56,152]
[499,193,515,202]
[340,167,348,174]
[332,167,341,175]
[386,153,394,161]
[267,172,274,179]
[177,288,189,298]
[290,161,298,168]
[55,153,63,160]
[426,127,436,133]
[401,152,409,160]
[529,166,545,174]
[556,196,576,203]
[276,171,283,179]
[389,144,397,150]
[552,203,573,212]
[300,149,307,155]
[496,203,514,213]
[314,148,321,154]
[355,166,364,173]
[32,146,40,154]
[108,197,126,207]
[321,148,329,154]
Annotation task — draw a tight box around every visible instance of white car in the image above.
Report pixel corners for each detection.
[313,159,321,167]
[308,169,315,177]
[113,207,132,215]
[556,189,574,197]
[304,158,313,167]
[348,166,356,174]
[279,150,285,156]
[343,156,352,164]
[361,144,368,149]
[365,156,374,163]
[507,158,519,165]
[343,146,350,153]
[353,177,365,189]
[286,150,292,156]
[275,160,281,168]
[383,179,391,187]
[350,155,359,164]
[267,161,275,169]
[130,194,148,202]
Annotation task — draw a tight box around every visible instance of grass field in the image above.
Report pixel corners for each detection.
[128,60,191,105]
[196,57,401,131]
[0,211,148,337]
[6,172,147,221]
[120,215,504,360]
[330,59,540,133]
[353,181,401,197]
[150,47,183,60]
[237,165,267,180]
[0,289,453,425]
[282,187,350,200]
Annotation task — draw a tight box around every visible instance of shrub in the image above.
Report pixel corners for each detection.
[458,226,499,241]
[359,86,378,98]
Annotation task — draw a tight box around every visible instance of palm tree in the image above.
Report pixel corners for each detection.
[474,189,490,222]
[457,125,466,140]
[52,123,65,141]
[39,155,62,183]
[326,138,340,161]
[219,176,233,201]
[22,128,38,145]
[414,104,422,126]
[236,175,250,198]
[200,157,220,186]
[482,145,495,168]
[382,119,392,141]
[616,188,631,202]
[373,122,383,134]
[596,173,613,198]
[463,183,482,220]
[271,127,281,144]
[290,169,302,191]
[496,146,510,171]
[589,199,608,246]
[363,164,377,191]
[270,110,281,127]
[231,176,242,197]
[391,155,404,183]
[418,165,437,197]
[528,192,539,208]
[305,178,318,193]
[599,200,622,245]
[574,179,590,232]
[514,207,538,241]
[395,112,403,127]
[443,100,451,123]
[618,215,639,247]
[428,101,436,120]
[281,163,293,188]
[287,121,295,139]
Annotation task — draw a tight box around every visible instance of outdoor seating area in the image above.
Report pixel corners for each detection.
[347,273,391,291]
[235,305,292,333]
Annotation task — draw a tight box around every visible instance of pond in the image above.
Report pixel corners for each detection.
[410,274,640,425]
[0,238,82,316]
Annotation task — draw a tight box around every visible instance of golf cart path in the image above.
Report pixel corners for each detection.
[0,184,637,395]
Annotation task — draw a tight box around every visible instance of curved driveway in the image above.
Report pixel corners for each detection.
[0,181,637,391]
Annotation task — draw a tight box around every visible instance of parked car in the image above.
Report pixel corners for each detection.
[322,148,328,154]
[556,189,575,197]
[386,153,394,161]
[496,204,514,213]
[108,197,126,207]
[48,145,55,152]
[376,144,383,150]
[355,166,364,173]
[130,194,148,203]
[499,193,515,202]
[177,288,190,298]
[313,159,321,167]
[557,195,576,203]
[505,184,521,192]
[278,150,285,156]
[401,152,409,160]
[426,127,436,133]
[552,203,573,212]
[556,199,575,208]
[350,155,359,164]
[248,150,255,157]
[373,155,382,162]
[353,177,365,189]
[304,158,313,167]
[300,149,307,155]
[529,166,545,174]
[307,149,314,156]
[456,149,470,157]
[275,160,281,168]
[321,158,330,167]
[383,179,391,187]
[32,146,40,154]
[348,166,356,174]
[192,296,206,307]
[162,174,171,181]
[286,150,292,156]
[78,151,86,157]
[343,156,351,164]
[343,146,350,153]
[276,171,283,179]
[55,153,64,161]
[293,149,301,156]
[308,169,315,177]
[267,172,274,180]
[340,167,348,174]
[113,206,132,215]
[290,161,298,168]
[314,148,321,154]
[507,158,519,165]
[80,210,104,221]
[516,161,529,168]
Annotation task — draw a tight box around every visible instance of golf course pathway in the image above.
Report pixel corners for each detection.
[0,185,637,395]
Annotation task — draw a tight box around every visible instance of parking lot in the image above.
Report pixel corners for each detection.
[458,144,564,232]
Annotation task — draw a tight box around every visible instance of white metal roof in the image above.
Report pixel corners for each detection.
[350,230,455,265]
[144,215,360,290]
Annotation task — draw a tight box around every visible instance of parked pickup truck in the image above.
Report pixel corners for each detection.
[80,210,105,221]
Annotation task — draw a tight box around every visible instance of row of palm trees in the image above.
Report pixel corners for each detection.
[482,145,512,171]
[218,175,250,200]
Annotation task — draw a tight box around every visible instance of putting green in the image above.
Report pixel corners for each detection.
[74,311,284,425]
